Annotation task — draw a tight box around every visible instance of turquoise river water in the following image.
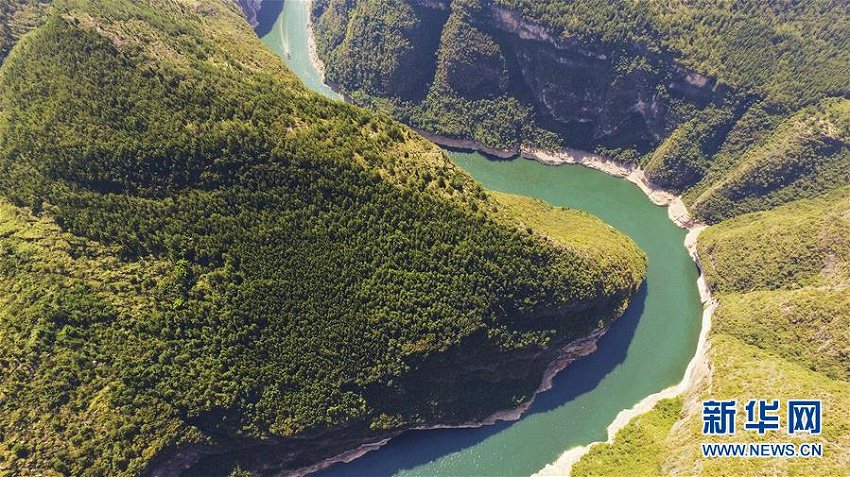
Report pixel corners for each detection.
[256,1,703,475]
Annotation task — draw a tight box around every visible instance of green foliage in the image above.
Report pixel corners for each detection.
[682,100,785,205]
[699,185,850,378]
[0,200,183,476]
[405,6,562,150]
[491,0,850,107]
[643,106,735,191]
[316,2,560,151]
[698,186,850,293]
[584,184,850,475]
[574,335,850,476]
[0,0,645,474]
[691,98,850,223]
[593,146,641,165]
[577,141,850,476]
[316,0,445,99]
[490,192,646,297]
[573,398,683,477]
[313,0,848,202]
[315,0,627,152]
[714,289,850,381]
[0,0,51,64]
[432,3,507,100]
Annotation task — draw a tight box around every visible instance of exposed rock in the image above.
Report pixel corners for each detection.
[318,0,729,151]
[145,320,627,477]
[463,1,723,148]
[512,38,670,145]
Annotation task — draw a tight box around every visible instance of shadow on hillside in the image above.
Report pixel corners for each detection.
[319,283,647,477]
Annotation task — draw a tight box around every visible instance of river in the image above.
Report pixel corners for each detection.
[257,1,703,475]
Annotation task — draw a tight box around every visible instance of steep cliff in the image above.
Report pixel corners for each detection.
[311,0,849,199]
[235,0,262,26]
[312,0,732,154]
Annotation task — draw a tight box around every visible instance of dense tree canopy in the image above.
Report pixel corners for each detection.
[313,0,849,212]
[0,0,645,474]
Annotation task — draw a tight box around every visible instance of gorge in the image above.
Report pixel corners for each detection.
[1,0,846,475]
[252,1,704,475]
[291,0,850,475]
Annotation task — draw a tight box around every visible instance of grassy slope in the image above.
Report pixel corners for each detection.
[689,98,850,224]
[0,0,645,474]
[572,398,684,476]
[0,201,188,475]
[698,187,850,293]
[491,192,646,297]
[575,188,850,475]
[577,336,850,476]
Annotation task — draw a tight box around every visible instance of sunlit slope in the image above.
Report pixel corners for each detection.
[688,98,850,223]
[0,0,645,474]
[574,188,850,475]
[575,336,850,476]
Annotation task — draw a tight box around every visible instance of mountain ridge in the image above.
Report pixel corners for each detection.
[0,0,645,475]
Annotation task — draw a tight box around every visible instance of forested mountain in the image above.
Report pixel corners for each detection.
[0,0,646,475]
[312,0,849,210]
[310,0,850,474]
[576,188,850,475]
[686,98,849,222]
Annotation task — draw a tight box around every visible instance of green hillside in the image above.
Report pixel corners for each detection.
[312,0,849,167]
[688,98,850,223]
[697,188,850,379]
[0,0,645,474]
[306,0,850,474]
[575,188,850,475]
[487,0,849,107]
[698,187,850,292]
[576,335,850,476]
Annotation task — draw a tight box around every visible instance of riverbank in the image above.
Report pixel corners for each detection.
[293,4,715,475]
[414,129,519,159]
[300,24,694,232]
[317,125,718,477]
[304,0,325,79]
[418,137,718,477]
[291,325,613,476]
[534,230,716,476]
[470,142,718,476]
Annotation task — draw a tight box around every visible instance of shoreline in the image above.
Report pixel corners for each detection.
[304,0,326,80]
[533,227,716,476]
[291,326,611,477]
[414,128,519,159]
[419,136,718,477]
[298,8,717,476]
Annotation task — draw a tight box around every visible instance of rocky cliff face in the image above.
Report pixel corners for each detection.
[468,1,727,149]
[312,0,730,152]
